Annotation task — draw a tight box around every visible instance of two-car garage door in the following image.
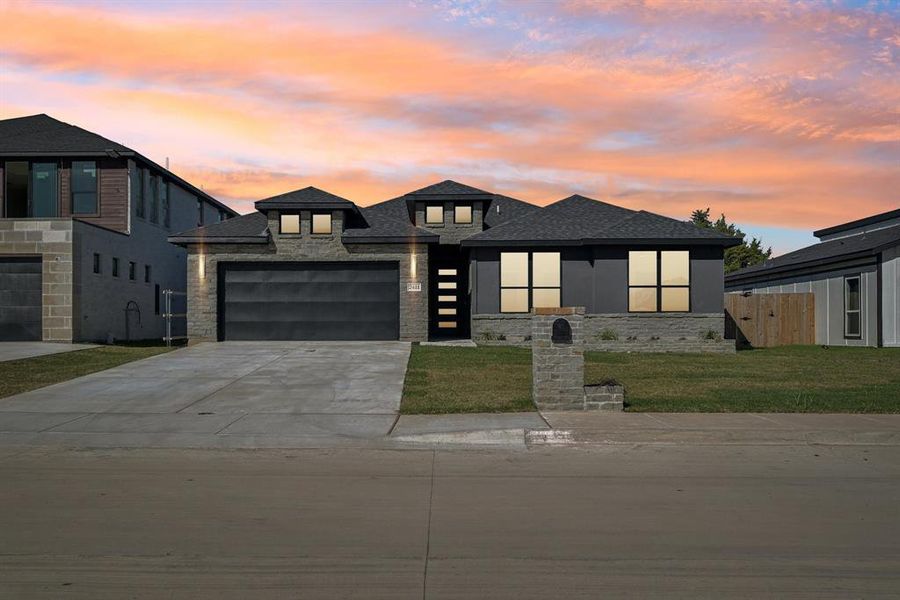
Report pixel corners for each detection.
[0,257,42,341]
[220,262,400,341]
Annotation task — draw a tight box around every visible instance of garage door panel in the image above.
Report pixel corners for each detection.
[221,263,400,341]
[0,257,42,341]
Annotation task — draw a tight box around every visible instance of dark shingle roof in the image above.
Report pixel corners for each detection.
[726,224,900,283]
[0,114,236,216]
[255,186,356,211]
[813,208,900,239]
[407,180,492,197]
[363,189,540,230]
[168,212,269,244]
[462,194,741,246]
[345,207,438,243]
[0,114,132,155]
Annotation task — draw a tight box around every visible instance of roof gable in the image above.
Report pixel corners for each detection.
[0,114,132,155]
[254,186,357,211]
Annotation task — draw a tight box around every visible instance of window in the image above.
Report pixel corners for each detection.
[144,265,151,284]
[532,252,561,309]
[454,205,472,224]
[32,162,59,217]
[128,261,136,281]
[425,205,444,224]
[112,257,119,278]
[132,166,145,218]
[142,169,152,218]
[500,251,562,313]
[197,199,204,227]
[3,161,59,218]
[93,253,101,275]
[280,214,300,234]
[312,213,332,234]
[219,209,228,222]
[71,161,97,215]
[628,250,690,312]
[161,181,170,228]
[844,275,861,338]
[149,175,159,223]
[155,284,160,315]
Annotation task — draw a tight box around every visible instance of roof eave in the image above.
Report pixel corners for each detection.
[462,236,742,247]
[167,236,269,246]
[342,234,439,244]
[725,248,883,285]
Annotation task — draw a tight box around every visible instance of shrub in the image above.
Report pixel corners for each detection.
[599,328,618,341]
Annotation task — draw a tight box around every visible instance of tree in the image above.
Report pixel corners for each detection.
[691,208,772,274]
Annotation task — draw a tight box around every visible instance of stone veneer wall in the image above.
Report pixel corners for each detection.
[414,201,483,244]
[473,312,734,353]
[0,219,74,342]
[531,307,586,410]
[186,210,428,342]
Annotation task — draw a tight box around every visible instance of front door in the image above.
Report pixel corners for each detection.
[428,247,470,339]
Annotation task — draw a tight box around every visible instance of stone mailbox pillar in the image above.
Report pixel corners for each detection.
[531,307,585,410]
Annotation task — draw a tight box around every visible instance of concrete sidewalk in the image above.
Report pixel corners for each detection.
[536,412,900,446]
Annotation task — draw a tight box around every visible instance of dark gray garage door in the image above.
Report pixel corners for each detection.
[0,257,42,341]
[220,262,400,341]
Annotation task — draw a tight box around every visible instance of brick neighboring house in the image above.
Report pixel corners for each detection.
[170,180,741,352]
[0,114,237,342]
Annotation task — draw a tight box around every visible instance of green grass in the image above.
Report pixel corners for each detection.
[401,345,535,414]
[400,344,900,414]
[0,343,174,399]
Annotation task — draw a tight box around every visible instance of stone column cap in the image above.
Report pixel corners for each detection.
[533,306,585,316]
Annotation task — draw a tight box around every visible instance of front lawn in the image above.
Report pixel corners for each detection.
[401,345,534,414]
[0,343,173,399]
[400,344,900,414]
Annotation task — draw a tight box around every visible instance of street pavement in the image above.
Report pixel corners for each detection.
[1,443,898,599]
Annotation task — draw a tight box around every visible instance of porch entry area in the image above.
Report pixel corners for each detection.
[428,246,470,340]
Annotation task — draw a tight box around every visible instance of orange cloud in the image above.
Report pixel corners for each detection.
[0,0,897,245]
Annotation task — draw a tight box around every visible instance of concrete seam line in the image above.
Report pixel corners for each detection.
[37,413,94,433]
[173,352,290,414]
[214,414,249,435]
[422,449,435,600]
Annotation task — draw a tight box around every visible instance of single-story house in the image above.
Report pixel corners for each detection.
[725,208,900,347]
[169,180,741,352]
[0,114,237,342]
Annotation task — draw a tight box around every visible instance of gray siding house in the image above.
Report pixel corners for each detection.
[725,209,900,348]
[0,114,237,342]
[171,181,740,352]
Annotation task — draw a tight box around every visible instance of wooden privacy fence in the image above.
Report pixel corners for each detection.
[725,292,815,348]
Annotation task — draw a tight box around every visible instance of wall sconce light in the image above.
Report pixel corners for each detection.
[198,250,206,280]
[410,249,417,279]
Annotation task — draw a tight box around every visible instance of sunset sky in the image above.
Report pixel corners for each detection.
[1,0,898,254]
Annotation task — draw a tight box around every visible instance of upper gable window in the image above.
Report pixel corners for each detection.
[280,213,300,234]
[425,205,444,225]
[312,213,332,234]
[454,205,472,224]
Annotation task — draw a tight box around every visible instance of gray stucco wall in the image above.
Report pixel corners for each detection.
[185,210,428,342]
[472,245,725,314]
[726,263,880,347]
[469,245,730,352]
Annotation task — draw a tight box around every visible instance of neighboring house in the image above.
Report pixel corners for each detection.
[170,180,740,352]
[725,209,900,348]
[0,114,237,342]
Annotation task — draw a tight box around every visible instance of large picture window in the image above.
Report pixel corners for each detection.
[500,251,561,313]
[3,161,59,218]
[844,275,861,338]
[628,250,690,312]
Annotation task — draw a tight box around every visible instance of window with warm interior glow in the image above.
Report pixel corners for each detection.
[425,205,444,224]
[454,205,472,224]
[628,250,690,312]
[312,213,332,234]
[500,251,560,312]
[280,214,300,234]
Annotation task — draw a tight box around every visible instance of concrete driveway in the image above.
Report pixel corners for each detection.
[0,341,410,447]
